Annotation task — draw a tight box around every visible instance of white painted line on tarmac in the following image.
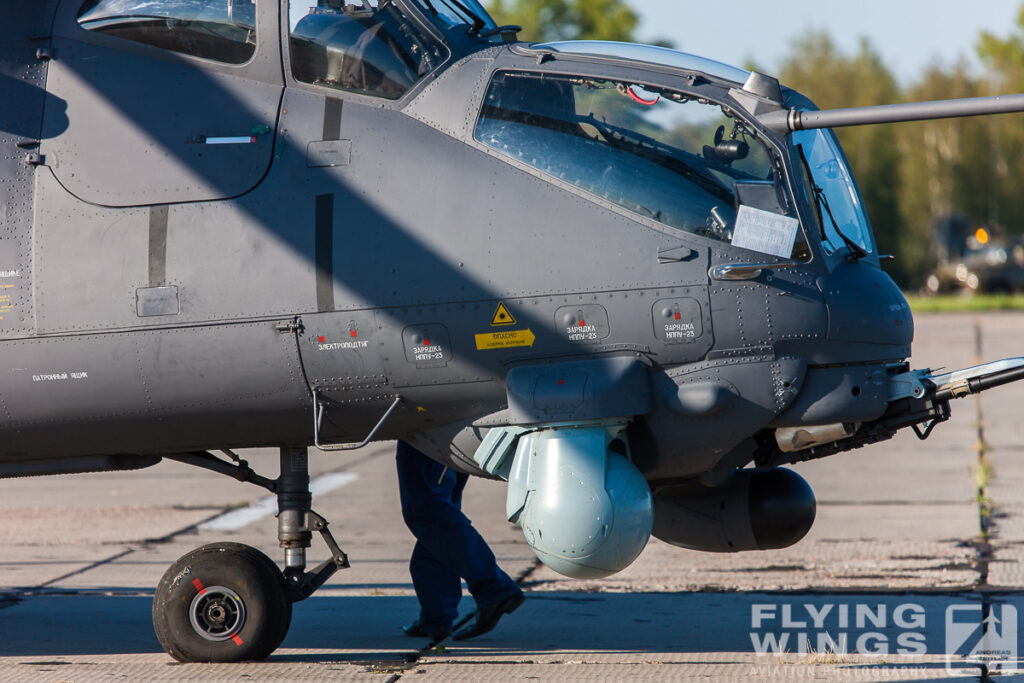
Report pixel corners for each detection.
[198,472,360,531]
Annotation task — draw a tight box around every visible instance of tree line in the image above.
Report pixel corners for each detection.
[488,0,1024,288]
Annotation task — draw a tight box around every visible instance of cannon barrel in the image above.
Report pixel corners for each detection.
[761,93,1024,132]
[928,357,1024,401]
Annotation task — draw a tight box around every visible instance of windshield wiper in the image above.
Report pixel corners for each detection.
[795,143,867,261]
[814,184,868,260]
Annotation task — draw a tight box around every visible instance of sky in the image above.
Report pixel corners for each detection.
[636,0,1023,86]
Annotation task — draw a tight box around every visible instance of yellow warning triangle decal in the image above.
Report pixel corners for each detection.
[490,301,516,326]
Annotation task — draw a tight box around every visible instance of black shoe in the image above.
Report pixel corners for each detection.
[452,592,525,641]
[402,619,450,640]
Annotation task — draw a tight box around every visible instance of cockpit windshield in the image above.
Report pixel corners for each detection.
[289,0,446,99]
[791,128,875,256]
[78,0,256,63]
[475,71,809,260]
[407,0,496,31]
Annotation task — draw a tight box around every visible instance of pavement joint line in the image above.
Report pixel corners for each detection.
[970,320,993,591]
[12,504,241,597]
[32,547,135,590]
[19,588,153,597]
[1,448,395,631]
[513,556,543,585]
[146,446,477,677]
[198,471,359,532]
[818,500,973,506]
[0,592,20,610]
[971,319,993,683]
[187,446,382,534]
[388,546,543,672]
[10,370,1021,678]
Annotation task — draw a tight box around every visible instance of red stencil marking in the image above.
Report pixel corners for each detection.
[423,338,430,346]
[192,578,205,595]
[231,634,244,646]
[350,329,358,338]
[318,335,326,343]
[674,313,681,320]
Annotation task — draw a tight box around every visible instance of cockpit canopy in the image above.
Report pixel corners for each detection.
[407,0,496,32]
[289,0,448,99]
[534,41,751,84]
[287,0,500,99]
[475,70,811,260]
[78,0,258,63]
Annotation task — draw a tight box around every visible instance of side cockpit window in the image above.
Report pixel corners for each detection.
[77,0,257,64]
[289,1,446,100]
[475,71,809,260]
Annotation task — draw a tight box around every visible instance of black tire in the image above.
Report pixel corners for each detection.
[153,542,292,662]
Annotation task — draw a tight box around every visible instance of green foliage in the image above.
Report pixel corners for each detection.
[899,64,991,278]
[486,0,639,42]
[779,17,1024,289]
[779,34,909,281]
[977,6,1024,86]
[906,293,1024,313]
[976,8,1024,244]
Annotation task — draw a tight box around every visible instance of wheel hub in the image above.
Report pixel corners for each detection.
[188,585,246,641]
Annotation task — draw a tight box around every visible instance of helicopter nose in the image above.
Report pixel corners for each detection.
[818,262,913,348]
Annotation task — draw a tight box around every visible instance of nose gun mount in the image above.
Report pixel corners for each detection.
[758,357,1024,467]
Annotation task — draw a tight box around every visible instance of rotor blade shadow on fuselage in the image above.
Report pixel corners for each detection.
[37,29,578,383]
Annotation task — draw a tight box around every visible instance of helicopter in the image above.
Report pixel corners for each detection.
[5,0,1024,663]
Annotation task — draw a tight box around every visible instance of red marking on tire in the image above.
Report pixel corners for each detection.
[192,578,205,595]
[231,634,244,646]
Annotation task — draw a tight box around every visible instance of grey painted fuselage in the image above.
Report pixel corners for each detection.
[0,1,947,485]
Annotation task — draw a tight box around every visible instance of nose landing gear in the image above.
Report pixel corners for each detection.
[153,447,348,662]
[153,542,292,662]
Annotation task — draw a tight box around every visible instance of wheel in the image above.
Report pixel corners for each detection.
[153,542,292,662]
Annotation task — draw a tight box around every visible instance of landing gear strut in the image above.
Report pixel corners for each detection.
[276,447,350,601]
[153,447,348,662]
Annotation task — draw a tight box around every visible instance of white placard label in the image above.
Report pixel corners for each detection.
[731,205,799,258]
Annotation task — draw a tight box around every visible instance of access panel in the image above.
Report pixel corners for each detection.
[41,0,282,206]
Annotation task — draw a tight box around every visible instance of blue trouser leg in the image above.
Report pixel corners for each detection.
[397,441,520,629]
[408,539,462,631]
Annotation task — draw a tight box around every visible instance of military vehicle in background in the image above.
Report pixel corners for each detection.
[927,221,1024,294]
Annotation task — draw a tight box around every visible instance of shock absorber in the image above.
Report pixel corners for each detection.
[277,447,312,572]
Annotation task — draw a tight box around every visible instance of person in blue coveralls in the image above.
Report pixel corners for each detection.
[396,440,525,641]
